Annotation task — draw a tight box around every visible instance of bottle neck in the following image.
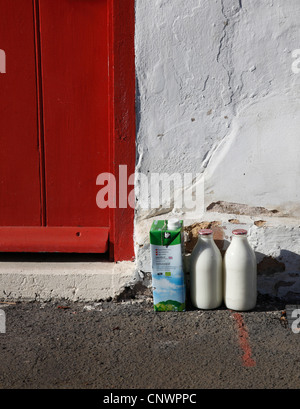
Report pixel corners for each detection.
[198,235,213,242]
[231,235,249,245]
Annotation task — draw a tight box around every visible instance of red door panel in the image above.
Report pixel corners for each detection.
[0,0,110,253]
[0,226,109,253]
[38,0,110,228]
[0,0,42,226]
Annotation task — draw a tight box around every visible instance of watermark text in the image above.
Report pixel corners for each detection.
[96,165,204,213]
[0,49,6,74]
[286,306,300,333]
[0,309,6,333]
[292,49,300,74]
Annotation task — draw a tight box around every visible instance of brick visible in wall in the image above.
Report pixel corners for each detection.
[184,221,224,254]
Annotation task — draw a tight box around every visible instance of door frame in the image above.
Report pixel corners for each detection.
[108,0,136,262]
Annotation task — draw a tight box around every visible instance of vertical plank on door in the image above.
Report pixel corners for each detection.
[39,0,110,228]
[0,0,42,226]
[108,0,136,261]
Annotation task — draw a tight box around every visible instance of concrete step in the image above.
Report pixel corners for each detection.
[0,254,136,302]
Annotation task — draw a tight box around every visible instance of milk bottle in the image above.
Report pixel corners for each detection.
[224,229,257,311]
[190,229,223,309]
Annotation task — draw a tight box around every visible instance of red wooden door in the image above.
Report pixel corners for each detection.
[0,0,111,253]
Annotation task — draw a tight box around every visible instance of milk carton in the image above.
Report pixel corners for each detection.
[150,219,186,312]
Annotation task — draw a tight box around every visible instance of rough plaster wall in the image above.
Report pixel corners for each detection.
[134,0,300,300]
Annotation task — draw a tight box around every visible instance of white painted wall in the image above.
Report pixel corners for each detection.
[134,0,300,300]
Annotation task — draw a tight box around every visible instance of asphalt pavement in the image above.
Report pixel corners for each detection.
[0,294,299,390]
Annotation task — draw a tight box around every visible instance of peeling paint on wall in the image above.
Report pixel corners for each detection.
[258,256,286,276]
[207,201,279,217]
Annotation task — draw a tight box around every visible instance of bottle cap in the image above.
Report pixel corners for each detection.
[232,229,247,235]
[167,219,181,230]
[199,229,213,235]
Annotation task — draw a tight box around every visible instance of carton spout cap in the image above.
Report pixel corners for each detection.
[167,219,181,230]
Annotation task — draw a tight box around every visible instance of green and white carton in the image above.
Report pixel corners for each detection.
[150,219,186,312]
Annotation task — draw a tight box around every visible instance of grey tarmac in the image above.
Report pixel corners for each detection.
[0,294,299,389]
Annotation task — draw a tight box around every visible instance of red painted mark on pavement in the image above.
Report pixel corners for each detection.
[233,312,256,368]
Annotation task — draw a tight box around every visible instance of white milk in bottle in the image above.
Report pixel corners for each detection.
[190,229,223,309]
[224,229,257,311]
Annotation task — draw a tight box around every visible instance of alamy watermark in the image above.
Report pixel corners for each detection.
[96,165,204,213]
[292,49,300,74]
[0,309,6,333]
[286,306,300,334]
[0,49,6,74]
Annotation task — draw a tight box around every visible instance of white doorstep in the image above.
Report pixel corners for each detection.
[0,256,136,302]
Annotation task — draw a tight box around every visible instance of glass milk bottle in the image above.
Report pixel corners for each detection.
[224,229,257,311]
[190,229,223,309]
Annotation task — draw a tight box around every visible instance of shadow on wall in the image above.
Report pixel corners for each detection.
[256,249,300,304]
